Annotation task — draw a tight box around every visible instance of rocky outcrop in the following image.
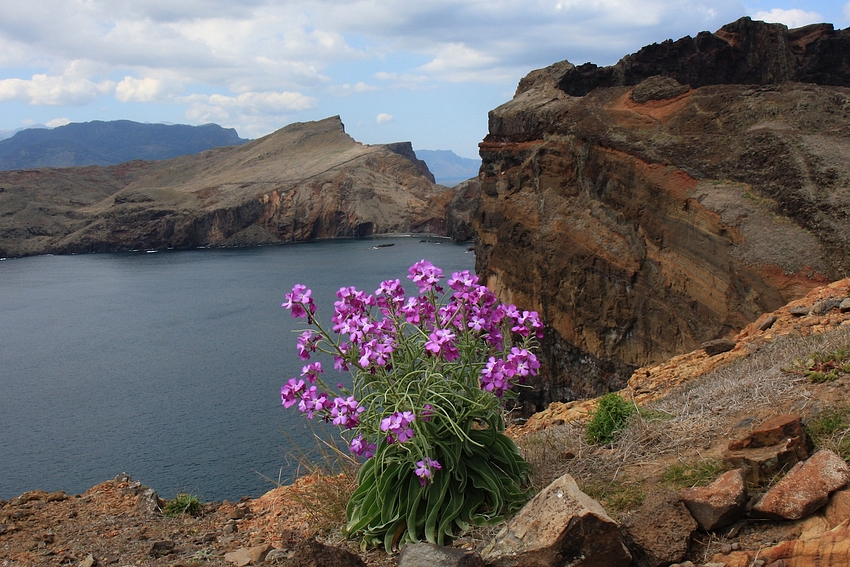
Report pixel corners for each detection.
[475,18,850,412]
[0,116,454,257]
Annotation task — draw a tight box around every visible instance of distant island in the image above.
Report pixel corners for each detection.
[414,149,480,186]
[0,120,248,170]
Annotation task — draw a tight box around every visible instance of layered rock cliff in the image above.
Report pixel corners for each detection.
[0,116,455,257]
[475,18,850,412]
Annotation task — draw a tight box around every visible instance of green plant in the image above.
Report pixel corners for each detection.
[585,393,635,445]
[281,262,539,548]
[163,493,203,517]
[662,459,724,489]
[787,346,850,383]
[806,406,850,461]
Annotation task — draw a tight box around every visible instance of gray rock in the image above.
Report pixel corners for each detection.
[398,543,484,567]
[757,315,778,331]
[702,339,736,356]
[811,297,844,315]
[621,489,697,567]
[840,298,850,313]
[135,488,163,516]
[789,305,811,316]
[481,473,631,567]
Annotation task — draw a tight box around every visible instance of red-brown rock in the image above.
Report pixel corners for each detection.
[621,489,698,567]
[681,469,747,531]
[752,450,850,520]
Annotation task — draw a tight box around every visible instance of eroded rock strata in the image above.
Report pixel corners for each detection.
[0,116,460,258]
[475,18,850,412]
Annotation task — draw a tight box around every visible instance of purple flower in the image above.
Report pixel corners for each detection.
[424,328,459,361]
[506,347,540,381]
[331,396,365,429]
[296,330,319,361]
[375,279,406,313]
[349,434,376,458]
[282,284,316,322]
[414,457,442,486]
[407,260,444,293]
[380,410,416,443]
[280,378,306,408]
[298,386,329,419]
[358,337,395,368]
[480,357,510,397]
[300,361,323,383]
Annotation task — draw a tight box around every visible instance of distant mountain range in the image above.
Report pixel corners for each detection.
[0,120,248,171]
[415,149,480,185]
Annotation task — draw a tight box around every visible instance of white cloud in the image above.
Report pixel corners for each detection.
[844,2,850,20]
[752,8,823,28]
[0,73,113,105]
[115,76,167,103]
[376,113,393,124]
[327,81,378,96]
[46,117,70,127]
[184,90,318,125]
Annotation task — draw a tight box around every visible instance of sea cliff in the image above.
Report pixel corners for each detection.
[475,17,850,411]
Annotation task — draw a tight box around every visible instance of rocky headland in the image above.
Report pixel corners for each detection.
[0,116,471,258]
[474,17,850,412]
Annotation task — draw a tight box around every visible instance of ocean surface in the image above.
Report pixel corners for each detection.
[0,237,474,502]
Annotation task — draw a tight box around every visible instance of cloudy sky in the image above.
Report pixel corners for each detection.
[1,1,847,158]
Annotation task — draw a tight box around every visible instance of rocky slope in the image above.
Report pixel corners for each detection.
[0,116,462,258]
[474,18,850,412]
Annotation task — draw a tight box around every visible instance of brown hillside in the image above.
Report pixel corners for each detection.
[0,117,452,258]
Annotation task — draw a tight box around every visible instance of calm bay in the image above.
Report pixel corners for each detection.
[0,237,474,502]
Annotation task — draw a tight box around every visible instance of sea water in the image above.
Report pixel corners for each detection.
[0,237,474,501]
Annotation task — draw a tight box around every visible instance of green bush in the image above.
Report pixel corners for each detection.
[163,493,203,517]
[585,393,635,445]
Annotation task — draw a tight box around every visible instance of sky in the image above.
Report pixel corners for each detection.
[0,1,847,159]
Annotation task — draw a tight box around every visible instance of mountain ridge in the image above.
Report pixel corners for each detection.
[0,120,247,171]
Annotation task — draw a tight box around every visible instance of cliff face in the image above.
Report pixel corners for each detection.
[475,18,850,412]
[0,117,453,257]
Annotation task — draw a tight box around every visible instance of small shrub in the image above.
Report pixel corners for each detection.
[163,493,203,517]
[806,406,850,461]
[585,393,635,445]
[787,347,850,383]
[662,459,724,489]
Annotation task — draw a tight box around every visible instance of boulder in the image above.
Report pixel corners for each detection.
[752,450,850,520]
[681,469,747,531]
[225,544,272,566]
[398,543,484,567]
[481,473,631,567]
[621,489,698,567]
[702,339,737,356]
[723,415,813,484]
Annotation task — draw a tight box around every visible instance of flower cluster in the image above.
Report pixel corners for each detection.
[279,259,541,546]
